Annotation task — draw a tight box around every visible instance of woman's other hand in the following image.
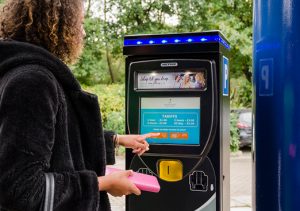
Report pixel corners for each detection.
[98,170,140,197]
[118,133,160,156]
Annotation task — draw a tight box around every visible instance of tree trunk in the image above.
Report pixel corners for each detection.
[85,0,92,17]
[104,0,115,83]
[105,45,115,83]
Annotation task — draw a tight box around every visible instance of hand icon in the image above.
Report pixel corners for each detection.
[189,171,208,191]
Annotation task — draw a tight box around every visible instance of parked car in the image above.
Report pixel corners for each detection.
[236,109,252,148]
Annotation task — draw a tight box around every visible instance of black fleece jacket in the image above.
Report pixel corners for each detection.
[0,40,116,211]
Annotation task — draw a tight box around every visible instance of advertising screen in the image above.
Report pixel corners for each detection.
[137,70,207,90]
[140,97,200,145]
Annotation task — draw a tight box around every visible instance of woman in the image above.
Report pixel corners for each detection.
[181,73,191,88]
[0,0,157,210]
[173,74,182,88]
[194,72,206,89]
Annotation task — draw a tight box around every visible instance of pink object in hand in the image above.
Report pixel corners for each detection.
[106,167,161,193]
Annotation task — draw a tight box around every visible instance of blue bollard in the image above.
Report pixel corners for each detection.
[253,0,300,210]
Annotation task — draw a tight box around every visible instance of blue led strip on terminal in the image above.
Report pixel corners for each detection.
[124,34,230,49]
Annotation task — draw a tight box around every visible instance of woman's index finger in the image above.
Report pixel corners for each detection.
[143,133,160,139]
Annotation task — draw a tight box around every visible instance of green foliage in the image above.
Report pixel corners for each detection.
[71,14,125,84]
[82,83,126,155]
[103,0,253,83]
[82,84,125,134]
[230,112,240,152]
[76,1,253,104]
[71,18,125,85]
[104,0,176,55]
[231,77,252,108]
[174,0,253,81]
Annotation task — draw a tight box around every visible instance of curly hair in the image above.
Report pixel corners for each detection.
[0,0,84,64]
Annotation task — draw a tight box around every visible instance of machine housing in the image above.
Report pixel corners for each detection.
[124,31,230,211]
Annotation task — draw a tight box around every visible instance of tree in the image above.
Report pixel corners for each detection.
[176,0,253,81]
[74,0,253,92]
[103,0,115,83]
[104,0,176,55]
[71,15,126,84]
[72,0,126,84]
[103,0,253,82]
[71,17,108,85]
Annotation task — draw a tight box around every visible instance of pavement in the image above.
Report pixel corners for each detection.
[108,149,252,211]
[230,149,252,211]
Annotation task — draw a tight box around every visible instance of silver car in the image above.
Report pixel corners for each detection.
[237,110,252,147]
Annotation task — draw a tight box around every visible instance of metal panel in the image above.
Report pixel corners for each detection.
[253,0,300,210]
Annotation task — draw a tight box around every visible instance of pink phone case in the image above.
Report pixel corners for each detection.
[106,167,160,193]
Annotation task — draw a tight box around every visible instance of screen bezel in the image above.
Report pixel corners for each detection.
[127,59,216,156]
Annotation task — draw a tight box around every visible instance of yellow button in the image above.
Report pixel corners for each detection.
[158,160,183,182]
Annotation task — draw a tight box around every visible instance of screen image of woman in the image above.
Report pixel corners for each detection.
[194,72,206,89]
[181,73,192,88]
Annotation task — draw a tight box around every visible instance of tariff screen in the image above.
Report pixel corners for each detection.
[140,97,200,145]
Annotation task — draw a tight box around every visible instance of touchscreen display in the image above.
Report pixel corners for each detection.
[140,97,200,145]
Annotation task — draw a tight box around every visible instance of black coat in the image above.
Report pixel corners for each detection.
[0,40,116,211]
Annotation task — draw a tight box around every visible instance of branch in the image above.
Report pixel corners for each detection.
[241,66,252,83]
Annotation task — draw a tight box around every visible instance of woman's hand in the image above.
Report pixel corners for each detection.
[98,170,141,197]
[118,133,160,156]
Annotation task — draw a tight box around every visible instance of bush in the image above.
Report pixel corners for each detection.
[230,77,252,109]
[230,112,240,152]
[82,84,125,135]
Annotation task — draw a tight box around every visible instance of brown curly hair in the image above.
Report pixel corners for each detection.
[0,0,84,64]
